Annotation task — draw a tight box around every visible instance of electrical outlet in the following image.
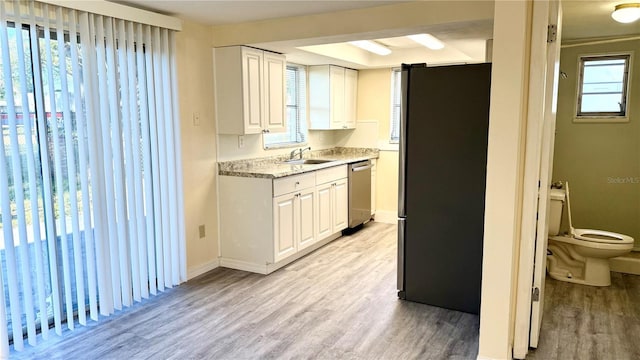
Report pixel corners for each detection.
[238,135,245,148]
[198,225,205,238]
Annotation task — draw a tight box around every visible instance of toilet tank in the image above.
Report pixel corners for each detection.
[548,188,565,236]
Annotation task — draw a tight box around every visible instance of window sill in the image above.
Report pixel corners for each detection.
[263,142,308,150]
[378,141,399,152]
[573,116,629,123]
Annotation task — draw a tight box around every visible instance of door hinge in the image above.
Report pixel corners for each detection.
[532,287,540,302]
[547,24,557,43]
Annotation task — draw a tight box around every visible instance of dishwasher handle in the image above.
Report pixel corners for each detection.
[351,164,373,172]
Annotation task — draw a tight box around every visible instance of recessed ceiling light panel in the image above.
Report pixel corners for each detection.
[407,33,445,50]
[349,40,392,56]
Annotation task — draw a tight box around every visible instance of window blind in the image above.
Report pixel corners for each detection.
[263,64,307,147]
[0,1,185,355]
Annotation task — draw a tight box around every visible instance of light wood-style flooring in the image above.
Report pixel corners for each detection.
[527,272,640,359]
[12,222,480,359]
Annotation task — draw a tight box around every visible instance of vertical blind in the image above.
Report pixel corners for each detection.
[0,1,185,355]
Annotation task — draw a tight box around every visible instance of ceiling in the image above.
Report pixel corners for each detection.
[113,0,640,68]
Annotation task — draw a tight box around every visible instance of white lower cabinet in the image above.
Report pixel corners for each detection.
[219,165,348,274]
[273,187,317,263]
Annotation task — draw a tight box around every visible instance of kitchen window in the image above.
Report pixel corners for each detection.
[390,68,401,143]
[576,54,631,121]
[263,64,308,148]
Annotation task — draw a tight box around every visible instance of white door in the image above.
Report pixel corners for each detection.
[333,178,349,232]
[298,190,317,250]
[512,0,562,358]
[273,193,296,262]
[530,0,562,347]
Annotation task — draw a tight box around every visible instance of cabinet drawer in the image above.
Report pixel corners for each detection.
[315,165,348,185]
[273,172,316,197]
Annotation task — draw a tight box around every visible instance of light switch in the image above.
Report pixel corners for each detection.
[238,135,245,148]
[192,112,201,126]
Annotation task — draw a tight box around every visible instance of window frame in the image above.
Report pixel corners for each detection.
[575,53,632,123]
[389,67,401,144]
[263,63,308,149]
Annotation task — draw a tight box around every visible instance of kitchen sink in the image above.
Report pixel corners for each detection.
[282,159,336,165]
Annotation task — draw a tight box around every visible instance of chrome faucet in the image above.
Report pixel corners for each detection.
[290,146,311,160]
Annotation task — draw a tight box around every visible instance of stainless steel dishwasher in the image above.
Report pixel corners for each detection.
[348,160,373,228]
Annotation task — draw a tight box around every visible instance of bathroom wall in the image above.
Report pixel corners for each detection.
[553,39,640,249]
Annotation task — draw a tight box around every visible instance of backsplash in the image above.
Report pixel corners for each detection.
[218,147,379,172]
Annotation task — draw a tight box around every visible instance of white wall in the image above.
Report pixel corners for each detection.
[175,20,219,279]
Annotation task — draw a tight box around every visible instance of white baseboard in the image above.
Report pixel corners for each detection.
[187,259,220,280]
[220,232,343,275]
[374,210,397,224]
[610,256,640,275]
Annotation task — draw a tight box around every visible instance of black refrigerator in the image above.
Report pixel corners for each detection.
[397,63,491,315]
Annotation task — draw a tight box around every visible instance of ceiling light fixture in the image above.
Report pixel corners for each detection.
[407,33,445,50]
[349,40,392,56]
[612,3,640,23]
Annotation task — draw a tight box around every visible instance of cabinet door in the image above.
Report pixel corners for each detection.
[316,184,333,240]
[330,66,345,129]
[273,193,296,262]
[297,189,316,251]
[264,52,286,133]
[344,69,358,129]
[333,178,349,232]
[241,48,264,134]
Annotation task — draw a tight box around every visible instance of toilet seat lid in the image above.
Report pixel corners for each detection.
[565,182,635,244]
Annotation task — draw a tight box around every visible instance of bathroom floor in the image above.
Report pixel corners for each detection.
[527,272,640,359]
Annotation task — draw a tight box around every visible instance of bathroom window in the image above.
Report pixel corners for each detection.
[576,54,630,120]
[263,64,308,148]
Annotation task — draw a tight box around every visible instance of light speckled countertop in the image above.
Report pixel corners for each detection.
[218,147,379,179]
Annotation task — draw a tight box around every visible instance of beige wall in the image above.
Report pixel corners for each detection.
[175,21,219,278]
[210,1,494,47]
[553,40,640,248]
[217,131,339,162]
[353,69,399,220]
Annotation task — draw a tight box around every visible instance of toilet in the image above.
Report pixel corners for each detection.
[547,182,634,286]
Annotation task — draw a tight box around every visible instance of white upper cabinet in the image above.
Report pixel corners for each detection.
[344,68,358,129]
[309,65,358,130]
[214,46,286,135]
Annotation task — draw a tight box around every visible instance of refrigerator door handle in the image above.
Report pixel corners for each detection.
[398,65,410,218]
[397,217,406,294]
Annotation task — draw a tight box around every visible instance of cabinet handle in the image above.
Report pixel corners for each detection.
[295,181,300,186]
[262,129,271,133]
